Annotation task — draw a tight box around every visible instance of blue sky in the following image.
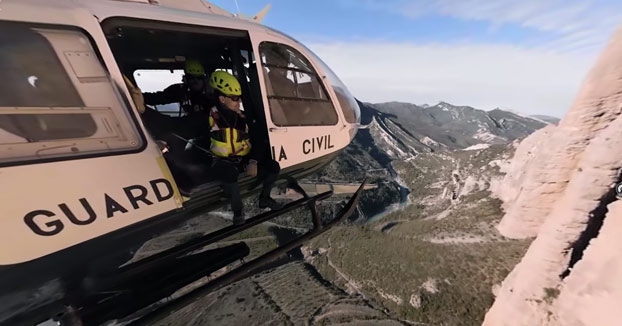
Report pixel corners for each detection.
[212,0,572,46]
[210,0,622,117]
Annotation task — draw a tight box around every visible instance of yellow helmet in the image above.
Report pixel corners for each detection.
[210,70,242,96]
[184,59,205,77]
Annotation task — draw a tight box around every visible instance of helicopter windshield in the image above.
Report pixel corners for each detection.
[304,47,361,125]
[260,42,338,127]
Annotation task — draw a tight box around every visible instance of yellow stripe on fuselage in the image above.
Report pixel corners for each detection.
[155,156,185,205]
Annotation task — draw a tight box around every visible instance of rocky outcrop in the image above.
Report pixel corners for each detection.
[484,27,622,326]
[553,200,622,326]
[493,25,622,239]
[490,126,552,209]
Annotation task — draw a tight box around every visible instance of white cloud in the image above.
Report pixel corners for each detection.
[343,0,622,53]
[320,1,621,117]
[308,41,600,117]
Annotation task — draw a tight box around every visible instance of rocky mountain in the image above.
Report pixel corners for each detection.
[357,100,547,158]
[310,100,549,219]
[483,27,622,326]
[306,138,529,325]
[295,100,552,325]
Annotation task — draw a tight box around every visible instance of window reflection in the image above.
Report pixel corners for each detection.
[260,42,338,126]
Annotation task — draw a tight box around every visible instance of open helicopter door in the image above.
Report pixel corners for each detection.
[248,31,355,172]
[118,28,366,324]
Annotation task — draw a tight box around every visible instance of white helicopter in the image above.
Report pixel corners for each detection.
[0,0,363,325]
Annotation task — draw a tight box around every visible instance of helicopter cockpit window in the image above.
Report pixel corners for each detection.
[304,48,361,124]
[0,22,143,165]
[259,42,338,126]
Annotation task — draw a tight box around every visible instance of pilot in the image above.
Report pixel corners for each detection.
[124,71,283,226]
[142,59,216,114]
[264,52,296,98]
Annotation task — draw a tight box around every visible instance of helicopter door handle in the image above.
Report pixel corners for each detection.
[269,127,288,133]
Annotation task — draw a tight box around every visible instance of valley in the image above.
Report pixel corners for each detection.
[134,100,551,326]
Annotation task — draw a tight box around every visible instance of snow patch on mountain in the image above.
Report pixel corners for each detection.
[421,136,440,147]
[474,128,504,142]
[464,143,491,151]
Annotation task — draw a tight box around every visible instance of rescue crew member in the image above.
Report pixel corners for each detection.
[124,71,283,225]
[142,59,216,114]
[208,70,283,225]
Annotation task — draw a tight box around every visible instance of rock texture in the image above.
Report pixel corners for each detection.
[484,27,622,326]
[553,201,622,326]
[493,125,557,238]
[493,25,622,240]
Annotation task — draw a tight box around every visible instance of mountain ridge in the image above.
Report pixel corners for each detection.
[356,100,547,157]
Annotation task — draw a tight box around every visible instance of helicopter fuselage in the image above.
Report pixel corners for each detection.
[0,0,361,324]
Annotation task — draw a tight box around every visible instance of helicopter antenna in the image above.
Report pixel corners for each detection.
[233,0,240,15]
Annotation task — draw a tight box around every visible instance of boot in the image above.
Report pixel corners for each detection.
[258,197,283,210]
[232,209,245,226]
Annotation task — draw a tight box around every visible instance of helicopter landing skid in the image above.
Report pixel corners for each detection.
[62,177,367,326]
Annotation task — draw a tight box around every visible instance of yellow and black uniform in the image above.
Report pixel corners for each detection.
[207,106,251,158]
[140,103,280,211]
[140,104,255,163]
[206,104,280,217]
[142,69,282,223]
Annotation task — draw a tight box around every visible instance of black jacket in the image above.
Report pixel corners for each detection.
[143,83,217,114]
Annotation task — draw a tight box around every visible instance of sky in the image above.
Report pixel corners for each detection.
[210,0,622,118]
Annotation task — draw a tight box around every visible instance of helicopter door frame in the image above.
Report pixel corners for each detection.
[248,31,351,171]
[99,17,274,196]
[0,2,184,266]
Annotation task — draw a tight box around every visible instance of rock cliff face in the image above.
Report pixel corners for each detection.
[484,27,622,326]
